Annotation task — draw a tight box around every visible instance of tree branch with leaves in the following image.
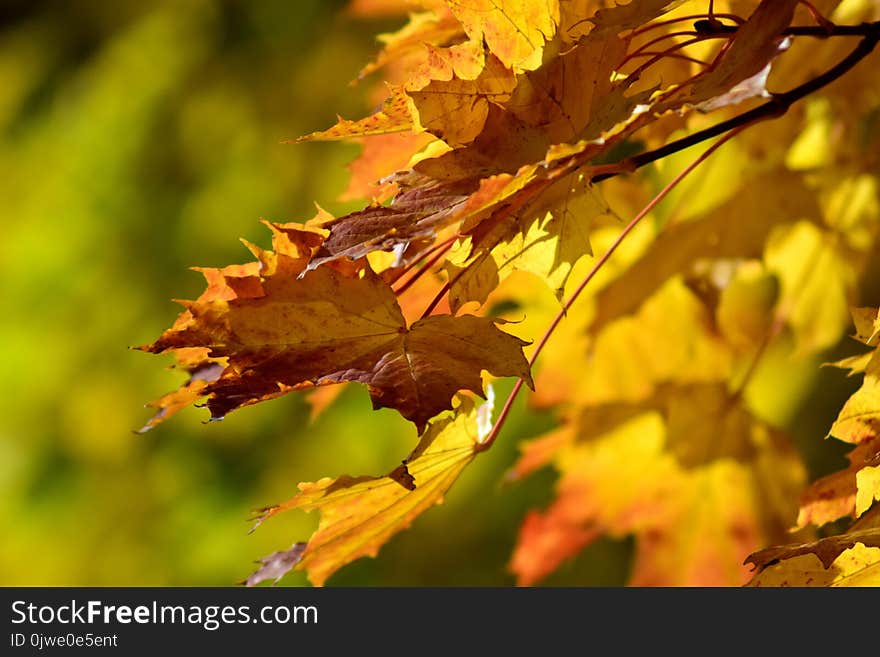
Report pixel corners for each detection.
[138,0,880,587]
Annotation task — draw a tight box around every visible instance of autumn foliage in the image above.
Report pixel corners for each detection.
[140,0,880,586]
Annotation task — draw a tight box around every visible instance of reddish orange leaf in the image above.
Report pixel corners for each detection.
[510,387,807,586]
[137,361,225,434]
[357,8,464,81]
[143,225,532,432]
[665,0,799,111]
[341,131,436,202]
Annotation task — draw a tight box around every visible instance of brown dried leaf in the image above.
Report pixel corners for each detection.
[143,227,532,431]
[409,54,516,146]
[746,528,880,571]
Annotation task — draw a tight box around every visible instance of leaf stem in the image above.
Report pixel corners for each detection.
[629,13,744,39]
[593,23,880,185]
[476,128,745,453]
[392,236,457,294]
[625,36,719,79]
[418,183,551,320]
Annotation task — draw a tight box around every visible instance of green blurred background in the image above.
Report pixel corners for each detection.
[0,0,858,587]
[0,0,583,587]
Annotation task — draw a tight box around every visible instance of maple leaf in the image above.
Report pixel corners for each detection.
[746,529,880,586]
[589,170,822,336]
[247,395,486,586]
[341,131,436,202]
[850,307,880,346]
[540,279,733,408]
[417,39,487,83]
[660,0,799,112]
[796,437,880,527]
[764,221,857,357]
[137,260,269,432]
[510,386,808,586]
[297,87,415,142]
[409,54,516,146]
[503,32,628,145]
[447,173,613,308]
[445,0,560,72]
[136,0,880,589]
[796,309,880,528]
[136,360,224,434]
[356,7,465,81]
[829,313,880,444]
[306,178,475,268]
[143,224,532,432]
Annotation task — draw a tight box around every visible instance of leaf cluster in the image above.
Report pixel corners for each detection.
[141,0,880,586]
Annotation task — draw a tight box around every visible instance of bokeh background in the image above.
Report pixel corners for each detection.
[0,0,859,586]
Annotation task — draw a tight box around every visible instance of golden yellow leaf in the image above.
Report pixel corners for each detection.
[250,396,486,586]
[664,0,799,111]
[856,465,880,517]
[630,461,766,586]
[414,39,488,86]
[575,279,733,406]
[830,357,880,443]
[297,87,415,141]
[409,54,516,146]
[510,391,807,586]
[591,170,821,336]
[357,8,465,81]
[505,33,626,144]
[765,221,856,356]
[446,0,560,72]
[447,173,610,308]
[746,529,880,586]
[849,307,880,346]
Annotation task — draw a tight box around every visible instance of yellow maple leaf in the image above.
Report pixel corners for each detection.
[746,529,880,586]
[249,395,486,586]
[510,391,807,586]
[409,54,517,145]
[297,87,415,141]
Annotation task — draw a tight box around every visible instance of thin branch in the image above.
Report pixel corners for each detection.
[798,0,835,32]
[630,13,744,38]
[625,50,711,67]
[418,182,552,320]
[624,30,703,63]
[593,24,880,185]
[392,236,457,295]
[699,20,878,38]
[625,36,717,79]
[476,128,745,453]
